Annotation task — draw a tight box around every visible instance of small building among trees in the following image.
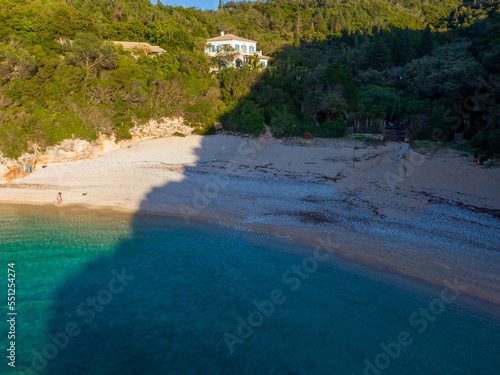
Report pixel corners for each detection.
[112,41,166,57]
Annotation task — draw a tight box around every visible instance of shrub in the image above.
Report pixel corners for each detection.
[191,127,214,135]
[488,129,500,155]
[314,119,348,138]
[354,69,386,86]
[114,123,132,141]
[471,131,488,150]
[303,132,313,139]
[222,100,265,134]
[267,104,303,136]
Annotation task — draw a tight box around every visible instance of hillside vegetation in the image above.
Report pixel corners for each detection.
[0,0,499,158]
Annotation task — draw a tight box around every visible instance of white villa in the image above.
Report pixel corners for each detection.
[205,32,269,70]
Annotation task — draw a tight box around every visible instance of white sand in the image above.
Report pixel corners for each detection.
[1,134,499,308]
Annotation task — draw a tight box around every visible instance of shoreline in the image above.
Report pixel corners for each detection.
[1,135,499,315]
[3,199,500,317]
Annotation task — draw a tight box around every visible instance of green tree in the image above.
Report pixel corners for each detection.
[294,12,302,48]
[65,33,117,81]
[222,99,265,134]
[320,88,348,121]
[0,42,36,83]
[324,61,359,110]
[418,25,434,57]
[391,35,402,66]
[314,12,328,35]
[391,28,414,67]
[365,37,393,71]
[399,27,415,65]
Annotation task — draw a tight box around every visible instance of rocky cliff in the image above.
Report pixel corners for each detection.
[0,117,194,182]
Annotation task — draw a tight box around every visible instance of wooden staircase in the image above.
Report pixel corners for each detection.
[383,124,407,142]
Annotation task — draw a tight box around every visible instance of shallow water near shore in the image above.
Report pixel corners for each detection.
[1,203,499,375]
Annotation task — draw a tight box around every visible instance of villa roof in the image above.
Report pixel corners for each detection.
[207,34,257,43]
[112,41,166,53]
[259,55,270,59]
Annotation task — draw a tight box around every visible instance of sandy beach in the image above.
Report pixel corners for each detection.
[1,134,499,309]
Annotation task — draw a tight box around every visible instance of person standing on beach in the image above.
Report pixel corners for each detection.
[57,192,63,206]
[480,154,487,165]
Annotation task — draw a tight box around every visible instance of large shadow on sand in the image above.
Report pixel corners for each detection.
[31,132,500,375]
[31,134,500,375]
[30,12,500,375]
[33,137,342,375]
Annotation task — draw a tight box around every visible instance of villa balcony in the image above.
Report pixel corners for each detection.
[205,49,263,57]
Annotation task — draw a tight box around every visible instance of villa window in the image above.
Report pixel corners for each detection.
[250,46,254,54]
[242,45,246,53]
[236,44,240,51]
[217,45,221,52]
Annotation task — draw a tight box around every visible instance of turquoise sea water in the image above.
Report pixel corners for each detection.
[1,204,499,375]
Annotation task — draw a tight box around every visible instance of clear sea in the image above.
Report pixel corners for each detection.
[1,203,499,375]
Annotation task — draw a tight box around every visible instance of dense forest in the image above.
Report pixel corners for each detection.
[0,0,499,158]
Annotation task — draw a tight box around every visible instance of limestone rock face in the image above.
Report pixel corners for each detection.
[0,154,21,182]
[129,117,192,139]
[0,117,194,182]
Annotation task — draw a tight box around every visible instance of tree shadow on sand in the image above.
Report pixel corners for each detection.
[21,130,500,375]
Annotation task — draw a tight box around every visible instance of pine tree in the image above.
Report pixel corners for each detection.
[343,14,352,35]
[418,25,433,57]
[294,30,300,48]
[392,27,414,67]
[392,35,402,66]
[296,12,302,34]
[366,19,373,35]
[334,20,340,33]
[294,12,302,48]
[315,12,328,35]
[365,37,393,71]
[399,27,414,65]
[324,61,359,110]
[353,30,362,48]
